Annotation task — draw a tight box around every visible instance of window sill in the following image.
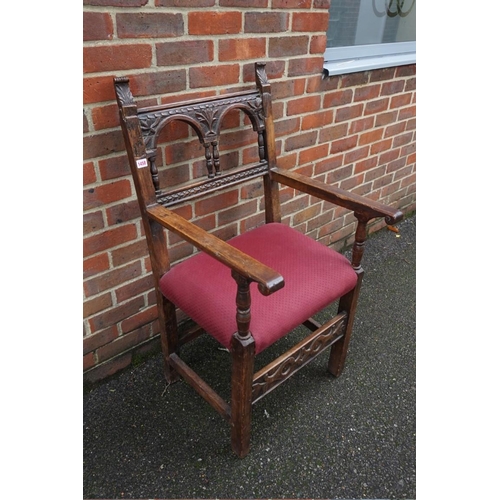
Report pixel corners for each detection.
[323,51,416,77]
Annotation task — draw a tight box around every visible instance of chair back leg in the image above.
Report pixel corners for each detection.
[158,294,180,383]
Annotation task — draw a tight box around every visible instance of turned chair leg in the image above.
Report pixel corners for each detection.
[230,333,255,458]
[328,271,364,377]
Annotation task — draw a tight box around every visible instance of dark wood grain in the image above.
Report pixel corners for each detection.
[270,168,403,225]
[147,204,284,296]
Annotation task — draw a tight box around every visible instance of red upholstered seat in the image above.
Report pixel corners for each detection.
[160,223,358,354]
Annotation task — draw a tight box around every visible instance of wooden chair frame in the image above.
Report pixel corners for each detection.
[114,62,403,458]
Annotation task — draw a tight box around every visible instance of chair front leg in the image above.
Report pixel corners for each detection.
[230,272,256,458]
[328,270,363,377]
[328,213,368,377]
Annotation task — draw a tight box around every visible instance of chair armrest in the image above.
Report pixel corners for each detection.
[270,168,403,224]
[147,204,284,296]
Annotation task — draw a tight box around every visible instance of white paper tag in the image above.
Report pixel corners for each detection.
[136,158,148,169]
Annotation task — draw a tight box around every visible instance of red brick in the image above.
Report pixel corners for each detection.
[369,67,397,82]
[354,84,381,102]
[287,95,321,116]
[91,104,120,131]
[189,64,240,88]
[293,204,322,225]
[345,146,369,164]
[83,162,97,186]
[274,117,301,138]
[349,117,374,134]
[188,11,241,35]
[324,89,353,108]
[365,165,387,182]
[299,144,329,164]
[269,36,309,58]
[392,132,413,148]
[370,138,392,155]
[157,40,214,66]
[221,127,258,150]
[97,327,147,362]
[405,78,416,92]
[84,211,105,235]
[379,149,400,166]
[116,13,183,38]
[323,162,352,182]
[245,12,288,33]
[83,352,95,371]
[84,0,147,5]
[359,129,384,146]
[375,111,398,127]
[157,0,214,5]
[84,76,116,104]
[218,200,258,226]
[84,44,152,74]
[398,105,416,120]
[121,306,157,334]
[364,98,390,115]
[83,12,113,41]
[220,38,266,62]
[285,130,318,152]
[222,0,266,6]
[335,104,363,122]
[292,12,329,32]
[401,142,416,158]
[381,80,405,96]
[243,60,286,82]
[116,274,154,303]
[83,130,125,160]
[341,72,369,88]
[83,224,137,259]
[195,189,239,216]
[83,293,114,319]
[306,210,333,233]
[310,35,327,54]
[96,322,151,361]
[313,0,331,8]
[129,70,186,97]
[83,253,110,279]
[390,93,412,109]
[272,0,312,7]
[111,239,149,267]
[83,326,119,356]
[384,122,406,137]
[99,155,130,181]
[84,261,143,297]
[354,156,378,175]
[330,135,357,155]
[272,79,306,100]
[340,173,364,191]
[288,57,325,77]
[83,179,132,211]
[318,123,348,143]
[302,109,334,131]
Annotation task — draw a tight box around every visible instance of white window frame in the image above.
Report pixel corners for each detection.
[323,41,416,76]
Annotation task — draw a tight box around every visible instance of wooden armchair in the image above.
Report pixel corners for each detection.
[114,62,403,458]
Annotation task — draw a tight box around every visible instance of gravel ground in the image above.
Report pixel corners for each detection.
[83,214,416,500]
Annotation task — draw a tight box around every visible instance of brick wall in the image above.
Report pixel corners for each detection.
[83,0,416,383]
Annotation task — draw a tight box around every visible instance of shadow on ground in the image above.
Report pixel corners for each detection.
[84,215,416,500]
